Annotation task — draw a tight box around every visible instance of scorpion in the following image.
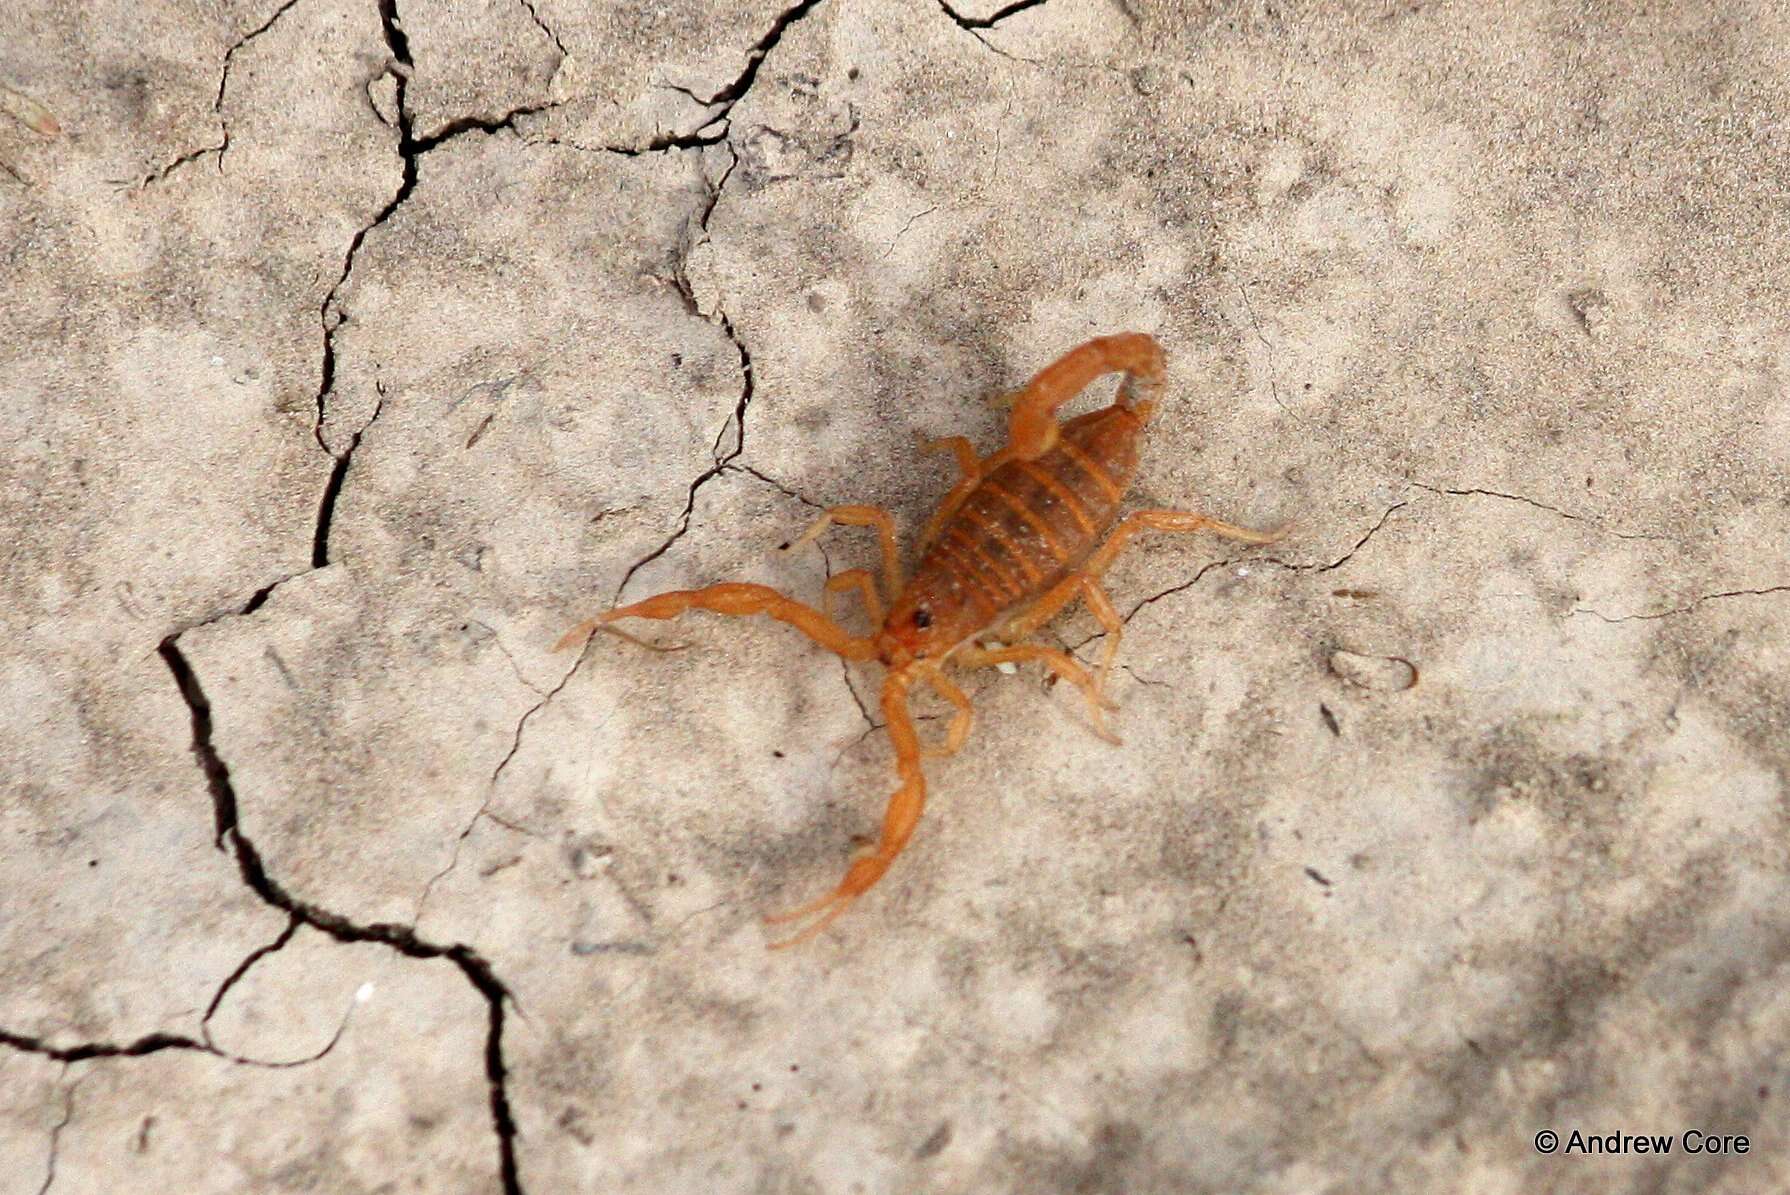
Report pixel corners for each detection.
[556,333,1281,947]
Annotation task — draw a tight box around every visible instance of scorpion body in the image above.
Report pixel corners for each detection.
[557,334,1280,946]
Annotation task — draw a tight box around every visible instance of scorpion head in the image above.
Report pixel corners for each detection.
[876,579,965,667]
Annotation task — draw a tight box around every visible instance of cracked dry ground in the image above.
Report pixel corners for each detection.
[3,1,1789,1192]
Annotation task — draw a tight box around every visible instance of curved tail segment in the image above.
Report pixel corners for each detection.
[1003,332,1165,461]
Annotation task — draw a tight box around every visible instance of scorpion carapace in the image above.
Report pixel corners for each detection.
[556,333,1282,947]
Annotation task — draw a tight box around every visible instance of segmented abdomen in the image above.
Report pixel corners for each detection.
[917,404,1142,621]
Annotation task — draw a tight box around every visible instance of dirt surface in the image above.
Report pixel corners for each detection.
[4,1,1788,1192]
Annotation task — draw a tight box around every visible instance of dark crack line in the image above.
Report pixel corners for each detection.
[157,639,242,848]
[412,101,562,152]
[722,465,874,729]
[138,142,223,188]
[1063,499,1410,653]
[200,919,300,1050]
[881,205,938,259]
[1285,498,1410,575]
[36,1074,76,1195]
[537,0,823,158]
[414,641,598,922]
[1412,481,1674,542]
[0,1022,339,1071]
[612,150,755,605]
[0,1028,207,1064]
[1572,585,1790,623]
[1237,281,1302,422]
[314,14,566,566]
[217,0,306,109]
[725,462,822,510]
[562,124,733,158]
[152,567,305,650]
[312,390,384,567]
[814,540,877,730]
[310,0,419,548]
[314,3,568,568]
[239,570,302,616]
[515,0,566,59]
[937,0,1051,30]
[935,0,1046,57]
[467,620,549,696]
[1107,556,1234,634]
[136,0,305,187]
[156,633,522,1193]
[686,0,826,116]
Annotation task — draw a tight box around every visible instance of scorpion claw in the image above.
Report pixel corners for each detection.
[762,851,895,948]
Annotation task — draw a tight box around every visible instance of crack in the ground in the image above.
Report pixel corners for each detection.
[530,0,824,159]
[466,620,549,696]
[1119,662,1171,689]
[0,1015,340,1073]
[1572,585,1790,623]
[312,388,385,567]
[152,568,306,653]
[683,0,826,126]
[1278,497,1411,575]
[724,462,822,510]
[199,919,300,1050]
[611,148,756,605]
[515,0,566,60]
[312,7,569,569]
[309,0,418,555]
[533,123,733,158]
[1237,280,1301,422]
[937,0,1051,30]
[103,7,828,1184]
[0,1028,209,1064]
[156,634,523,1193]
[1102,555,1235,635]
[880,204,938,258]
[934,0,1047,57]
[1412,481,1675,542]
[413,639,598,923]
[813,538,878,730]
[313,53,577,571]
[35,1073,77,1195]
[136,0,305,187]
[1063,498,1411,653]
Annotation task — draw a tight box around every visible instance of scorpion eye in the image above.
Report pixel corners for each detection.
[912,607,933,630]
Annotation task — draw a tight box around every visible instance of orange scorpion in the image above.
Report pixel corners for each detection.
[556,334,1281,947]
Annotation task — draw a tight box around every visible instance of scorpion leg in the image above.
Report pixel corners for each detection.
[992,573,1128,713]
[821,568,884,629]
[787,505,904,604]
[920,434,981,478]
[957,642,1121,744]
[1082,508,1284,579]
[1074,577,1126,703]
[766,668,928,947]
[916,435,984,553]
[554,582,877,661]
[923,667,974,759]
[993,573,1086,642]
